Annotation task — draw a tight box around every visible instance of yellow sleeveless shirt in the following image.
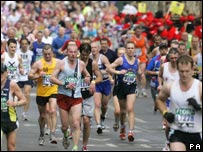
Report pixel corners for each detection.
[36,58,58,96]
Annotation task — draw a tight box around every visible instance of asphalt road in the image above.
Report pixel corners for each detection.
[2,87,167,151]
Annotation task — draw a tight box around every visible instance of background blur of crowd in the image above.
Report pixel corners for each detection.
[1,1,202,54]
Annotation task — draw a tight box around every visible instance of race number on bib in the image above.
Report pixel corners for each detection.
[1,97,8,111]
[123,70,136,85]
[175,108,195,128]
[42,74,53,86]
[81,78,90,91]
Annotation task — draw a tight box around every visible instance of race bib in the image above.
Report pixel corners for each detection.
[134,48,142,57]
[22,62,29,75]
[81,78,90,91]
[7,66,17,80]
[1,96,8,111]
[175,108,195,128]
[123,69,136,85]
[63,76,78,89]
[42,74,53,86]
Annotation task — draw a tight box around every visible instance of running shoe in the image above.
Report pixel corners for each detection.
[96,125,103,134]
[68,130,73,139]
[82,145,88,151]
[62,137,70,149]
[135,89,139,97]
[50,134,57,144]
[113,123,119,132]
[142,91,148,97]
[128,131,134,142]
[72,145,78,151]
[22,113,28,121]
[44,128,50,135]
[101,123,106,130]
[38,136,45,146]
[162,141,170,151]
[119,127,126,140]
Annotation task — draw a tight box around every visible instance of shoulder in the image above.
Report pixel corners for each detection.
[33,60,42,68]
[198,80,202,89]
[79,59,85,67]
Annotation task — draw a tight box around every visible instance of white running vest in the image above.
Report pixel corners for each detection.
[163,62,179,83]
[4,52,20,82]
[17,50,33,81]
[170,79,202,133]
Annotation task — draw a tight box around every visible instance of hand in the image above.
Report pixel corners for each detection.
[84,76,90,84]
[39,71,46,77]
[187,97,201,111]
[7,100,16,107]
[163,112,175,123]
[19,68,24,75]
[120,69,127,75]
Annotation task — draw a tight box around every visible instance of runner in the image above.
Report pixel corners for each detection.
[79,43,102,151]
[50,44,91,151]
[112,47,126,133]
[131,25,149,97]
[28,44,59,145]
[146,43,168,113]
[99,37,118,128]
[192,41,202,81]
[156,54,202,151]
[107,41,140,142]
[157,47,180,150]
[17,37,33,121]
[90,40,112,134]
[1,63,27,151]
[1,39,24,83]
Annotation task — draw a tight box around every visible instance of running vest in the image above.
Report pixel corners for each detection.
[58,57,82,98]
[92,54,109,80]
[150,55,161,88]
[32,41,45,62]
[162,62,179,83]
[117,55,138,85]
[131,35,147,62]
[1,79,17,122]
[81,58,93,99]
[170,79,202,133]
[17,50,33,81]
[36,58,58,96]
[4,52,20,82]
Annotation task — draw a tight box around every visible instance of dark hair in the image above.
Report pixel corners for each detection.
[176,54,194,69]
[7,38,17,46]
[159,43,168,50]
[1,63,7,73]
[179,42,186,48]
[168,47,180,56]
[79,43,91,54]
[20,37,30,45]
